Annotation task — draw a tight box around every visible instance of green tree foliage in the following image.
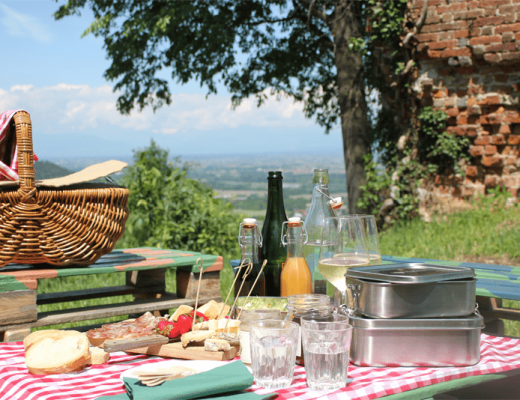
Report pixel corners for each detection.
[119,140,242,256]
[54,0,370,213]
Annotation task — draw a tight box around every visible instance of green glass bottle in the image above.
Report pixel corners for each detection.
[260,171,288,296]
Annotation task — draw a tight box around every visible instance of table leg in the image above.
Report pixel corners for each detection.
[478,296,505,336]
[126,269,170,317]
[176,270,221,300]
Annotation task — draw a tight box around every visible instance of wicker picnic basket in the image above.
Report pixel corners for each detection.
[0,111,129,267]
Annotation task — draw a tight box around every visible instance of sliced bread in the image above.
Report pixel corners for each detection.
[25,331,90,375]
[23,330,62,351]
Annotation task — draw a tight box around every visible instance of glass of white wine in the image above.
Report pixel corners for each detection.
[318,216,370,310]
[350,215,381,265]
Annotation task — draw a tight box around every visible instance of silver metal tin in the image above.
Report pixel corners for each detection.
[349,312,484,367]
[346,277,477,318]
[345,263,475,284]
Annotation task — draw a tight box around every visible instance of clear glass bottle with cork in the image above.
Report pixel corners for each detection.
[303,169,341,294]
[235,218,265,298]
[280,217,311,297]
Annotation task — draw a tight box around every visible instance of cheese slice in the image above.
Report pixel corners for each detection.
[215,319,241,333]
[216,332,240,346]
[181,330,217,348]
[192,321,209,331]
[204,339,231,352]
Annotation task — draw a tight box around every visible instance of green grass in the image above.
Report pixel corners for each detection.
[33,194,520,337]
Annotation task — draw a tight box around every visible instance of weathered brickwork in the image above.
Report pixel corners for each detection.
[408,0,520,199]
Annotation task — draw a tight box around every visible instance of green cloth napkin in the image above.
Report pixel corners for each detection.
[96,391,275,400]
[96,361,276,400]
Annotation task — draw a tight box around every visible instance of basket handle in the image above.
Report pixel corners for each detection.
[12,111,36,193]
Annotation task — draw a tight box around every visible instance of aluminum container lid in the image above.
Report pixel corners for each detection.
[345,263,475,284]
[349,312,483,330]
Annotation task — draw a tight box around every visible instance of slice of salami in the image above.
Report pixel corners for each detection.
[86,312,161,346]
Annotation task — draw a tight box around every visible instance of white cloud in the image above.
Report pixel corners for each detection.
[0,83,314,137]
[0,3,53,43]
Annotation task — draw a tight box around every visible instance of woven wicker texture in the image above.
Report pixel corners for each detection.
[0,111,129,267]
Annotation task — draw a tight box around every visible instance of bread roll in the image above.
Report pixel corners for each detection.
[25,331,90,375]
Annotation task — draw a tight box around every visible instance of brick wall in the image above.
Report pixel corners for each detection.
[408,0,520,199]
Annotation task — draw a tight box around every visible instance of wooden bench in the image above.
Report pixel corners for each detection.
[0,247,223,341]
[382,255,520,336]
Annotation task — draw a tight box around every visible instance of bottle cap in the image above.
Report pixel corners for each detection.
[243,218,257,226]
[288,217,301,223]
[267,171,283,179]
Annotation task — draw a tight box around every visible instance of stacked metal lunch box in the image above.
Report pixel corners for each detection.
[345,263,484,367]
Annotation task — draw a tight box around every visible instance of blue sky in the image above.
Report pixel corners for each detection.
[0,0,344,161]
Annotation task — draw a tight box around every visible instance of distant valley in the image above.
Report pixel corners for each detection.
[42,152,348,219]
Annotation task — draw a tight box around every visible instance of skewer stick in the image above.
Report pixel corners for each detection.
[224,261,253,331]
[191,258,204,331]
[237,260,268,321]
[217,258,250,320]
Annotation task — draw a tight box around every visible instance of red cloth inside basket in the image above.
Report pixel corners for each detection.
[0,110,38,181]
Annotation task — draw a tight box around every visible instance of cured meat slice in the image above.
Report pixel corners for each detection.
[86,312,166,346]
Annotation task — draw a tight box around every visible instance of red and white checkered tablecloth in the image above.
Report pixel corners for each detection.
[1,334,520,400]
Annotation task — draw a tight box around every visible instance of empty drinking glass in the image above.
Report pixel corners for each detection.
[249,319,299,389]
[351,214,381,265]
[301,314,352,391]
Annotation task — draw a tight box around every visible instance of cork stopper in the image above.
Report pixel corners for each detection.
[288,216,301,226]
[329,197,343,209]
[243,218,257,227]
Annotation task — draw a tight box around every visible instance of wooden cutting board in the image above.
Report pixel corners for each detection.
[125,342,239,361]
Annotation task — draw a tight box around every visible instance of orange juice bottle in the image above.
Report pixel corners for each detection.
[280,217,312,296]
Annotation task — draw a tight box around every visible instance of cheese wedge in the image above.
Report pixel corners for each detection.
[169,305,194,322]
[181,330,217,348]
[207,318,241,331]
[216,332,240,346]
[216,303,231,318]
[197,300,220,320]
[192,321,209,331]
[210,319,241,333]
[204,339,231,352]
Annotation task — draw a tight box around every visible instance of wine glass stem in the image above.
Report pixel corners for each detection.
[341,290,349,312]
[333,287,342,311]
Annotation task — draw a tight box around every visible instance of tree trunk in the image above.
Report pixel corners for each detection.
[332,0,371,214]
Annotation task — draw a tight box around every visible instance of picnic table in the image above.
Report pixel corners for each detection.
[382,255,520,336]
[0,247,223,341]
[0,333,519,400]
[232,255,520,336]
